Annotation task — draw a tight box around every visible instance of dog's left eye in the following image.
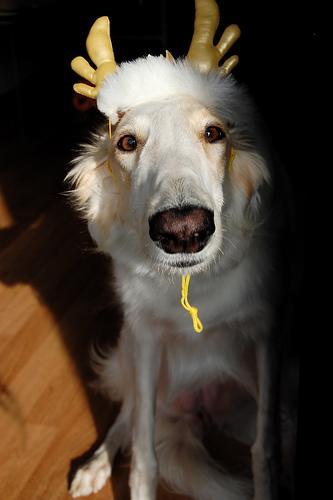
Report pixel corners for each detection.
[204,126,225,143]
[117,135,137,152]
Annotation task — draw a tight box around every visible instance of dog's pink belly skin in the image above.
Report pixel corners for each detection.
[172,389,201,413]
[170,380,242,421]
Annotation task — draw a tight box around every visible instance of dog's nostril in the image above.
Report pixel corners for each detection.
[149,206,215,254]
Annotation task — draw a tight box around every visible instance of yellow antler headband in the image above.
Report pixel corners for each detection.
[71,1,240,101]
[71,16,117,100]
[187,0,241,75]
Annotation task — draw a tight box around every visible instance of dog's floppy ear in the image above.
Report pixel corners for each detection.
[228,149,271,221]
[66,133,128,248]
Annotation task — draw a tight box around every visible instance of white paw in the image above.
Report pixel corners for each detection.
[69,447,111,498]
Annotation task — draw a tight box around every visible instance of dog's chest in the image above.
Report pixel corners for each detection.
[116,262,261,336]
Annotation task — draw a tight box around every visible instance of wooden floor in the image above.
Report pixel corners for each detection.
[0,144,250,500]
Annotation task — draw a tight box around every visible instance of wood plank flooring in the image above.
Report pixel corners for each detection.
[0,145,250,500]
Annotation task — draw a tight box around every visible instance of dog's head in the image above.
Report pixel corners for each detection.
[67,57,271,276]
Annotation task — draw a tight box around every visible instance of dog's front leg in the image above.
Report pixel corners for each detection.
[129,324,161,500]
[252,337,280,500]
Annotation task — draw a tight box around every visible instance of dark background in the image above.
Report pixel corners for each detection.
[0,0,323,497]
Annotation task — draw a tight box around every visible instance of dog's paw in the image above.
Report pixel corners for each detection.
[69,447,111,498]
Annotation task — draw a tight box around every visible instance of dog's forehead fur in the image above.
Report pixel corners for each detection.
[114,96,224,141]
[97,56,252,130]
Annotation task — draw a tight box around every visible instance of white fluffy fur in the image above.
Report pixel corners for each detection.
[68,57,284,500]
[98,57,252,127]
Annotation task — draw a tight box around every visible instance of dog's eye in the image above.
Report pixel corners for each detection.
[117,135,137,152]
[204,126,225,143]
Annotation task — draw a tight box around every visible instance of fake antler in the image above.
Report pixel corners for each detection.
[71,16,117,99]
[187,0,241,75]
[71,1,240,98]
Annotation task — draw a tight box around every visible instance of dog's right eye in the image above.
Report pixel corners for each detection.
[117,135,137,152]
[204,126,225,143]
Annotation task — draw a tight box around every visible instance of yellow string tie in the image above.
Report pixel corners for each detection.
[107,119,115,177]
[181,275,203,333]
[107,119,129,188]
[107,159,114,177]
[228,147,236,171]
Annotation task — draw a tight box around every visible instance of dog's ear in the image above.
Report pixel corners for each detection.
[66,135,128,248]
[228,149,271,221]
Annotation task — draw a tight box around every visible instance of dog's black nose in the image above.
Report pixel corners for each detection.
[149,206,215,254]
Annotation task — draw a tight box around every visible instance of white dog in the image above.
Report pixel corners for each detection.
[67,38,295,500]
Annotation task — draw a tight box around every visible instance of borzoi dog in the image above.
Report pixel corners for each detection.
[67,7,295,500]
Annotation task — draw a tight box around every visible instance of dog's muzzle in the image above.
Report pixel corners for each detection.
[149,206,215,254]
